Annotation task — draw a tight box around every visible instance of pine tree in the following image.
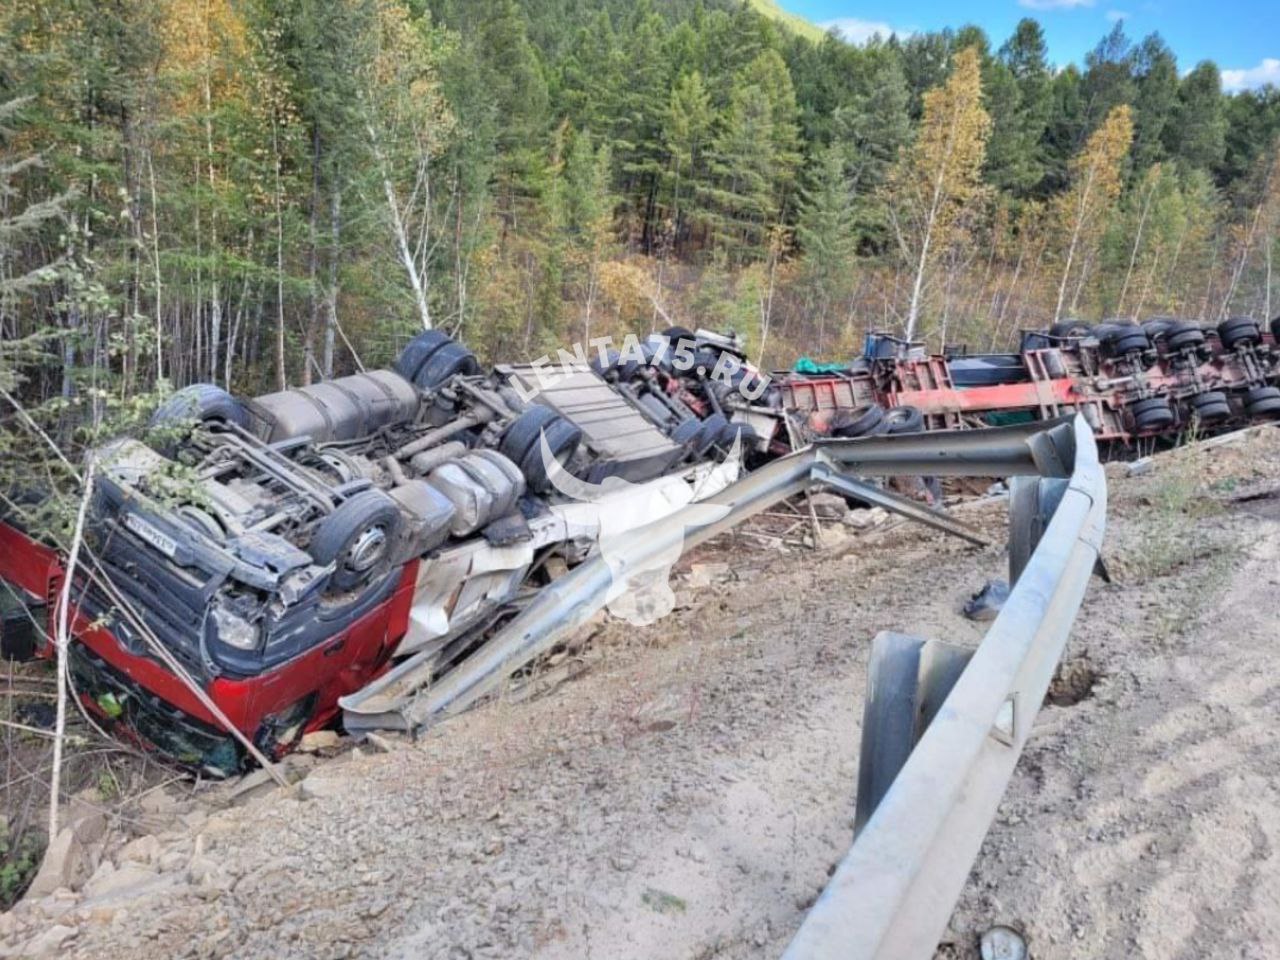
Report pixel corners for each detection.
[796,145,857,351]
[1166,62,1227,174]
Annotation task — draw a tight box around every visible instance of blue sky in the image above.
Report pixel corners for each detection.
[779,0,1279,91]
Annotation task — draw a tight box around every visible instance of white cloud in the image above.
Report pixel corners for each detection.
[1221,58,1280,92]
[1105,9,1131,21]
[820,17,911,44]
[1017,0,1095,9]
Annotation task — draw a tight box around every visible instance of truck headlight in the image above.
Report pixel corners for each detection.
[211,604,259,651]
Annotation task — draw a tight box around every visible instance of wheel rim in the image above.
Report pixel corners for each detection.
[346,525,388,572]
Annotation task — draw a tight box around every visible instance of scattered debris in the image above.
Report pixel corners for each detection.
[963,579,1010,621]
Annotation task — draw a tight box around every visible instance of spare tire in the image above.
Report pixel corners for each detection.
[1129,396,1175,433]
[1165,321,1206,351]
[1191,391,1231,424]
[151,384,250,430]
[394,330,452,383]
[413,341,480,390]
[1218,317,1261,350]
[884,405,925,434]
[1245,385,1280,419]
[310,489,402,593]
[832,405,886,438]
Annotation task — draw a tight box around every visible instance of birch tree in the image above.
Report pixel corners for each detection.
[885,45,991,342]
[1051,104,1133,322]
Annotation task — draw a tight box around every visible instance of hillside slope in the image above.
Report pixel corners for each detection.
[744,0,828,43]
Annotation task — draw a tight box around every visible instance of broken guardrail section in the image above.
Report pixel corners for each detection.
[782,413,1105,959]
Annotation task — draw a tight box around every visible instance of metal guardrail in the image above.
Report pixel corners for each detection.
[782,414,1106,959]
[343,417,1084,730]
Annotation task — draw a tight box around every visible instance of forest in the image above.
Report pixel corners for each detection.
[1,0,1279,414]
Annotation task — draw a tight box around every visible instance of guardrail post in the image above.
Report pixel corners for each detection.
[855,632,973,834]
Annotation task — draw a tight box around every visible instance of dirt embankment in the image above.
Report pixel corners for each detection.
[3,427,1279,960]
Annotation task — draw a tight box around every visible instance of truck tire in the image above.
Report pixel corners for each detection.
[310,489,402,593]
[413,341,480,390]
[1049,320,1091,339]
[662,325,696,343]
[499,405,582,494]
[672,417,703,448]
[1191,391,1231,424]
[1101,325,1150,357]
[1245,385,1280,419]
[832,404,886,438]
[884,405,925,434]
[1165,321,1206,351]
[1218,317,1261,350]
[151,384,250,430]
[394,330,453,383]
[694,413,728,457]
[1130,396,1175,433]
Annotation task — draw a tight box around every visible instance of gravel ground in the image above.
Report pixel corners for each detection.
[3,426,1279,959]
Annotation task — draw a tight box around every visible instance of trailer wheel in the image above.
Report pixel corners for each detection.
[310,489,402,592]
[1141,317,1177,341]
[1191,391,1231,424]
[1101,325,1150,357]
[393,330,453,383]
[832,404,886,438]
[1130,396,1175,433]
[884,405,925,434]
[1165,321,1206,351]
[1218,317,1261,350]
[1245,385,1280,419]
[413,341,480,390]
[1049,320,1091,339]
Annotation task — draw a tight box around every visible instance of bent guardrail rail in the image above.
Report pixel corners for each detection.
[782,413,1106,959]
[342,416,1088,733]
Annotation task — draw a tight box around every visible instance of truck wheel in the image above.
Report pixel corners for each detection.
[1049,320,1090,339]
[672,417,703,448]
[832,404,886,438]
[1245,385,1280,419]
[500,405,582,494]
[1218,317,1261,350]
[310,489,402,593]
[1101,325,1150,357]
[1130,396,1175,433]
[413,341,479,390]
[151,384,250,430]
[1191,391,1231,424]
[884,405,925,434]
[662,326,696,343]
[1142,318,1176,340]
[393,330,452,383]
[1165,321,1205,351]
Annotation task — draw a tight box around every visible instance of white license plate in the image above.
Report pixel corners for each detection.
[124,514,178,558]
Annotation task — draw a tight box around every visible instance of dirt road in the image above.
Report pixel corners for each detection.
[4,427,1279,959]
